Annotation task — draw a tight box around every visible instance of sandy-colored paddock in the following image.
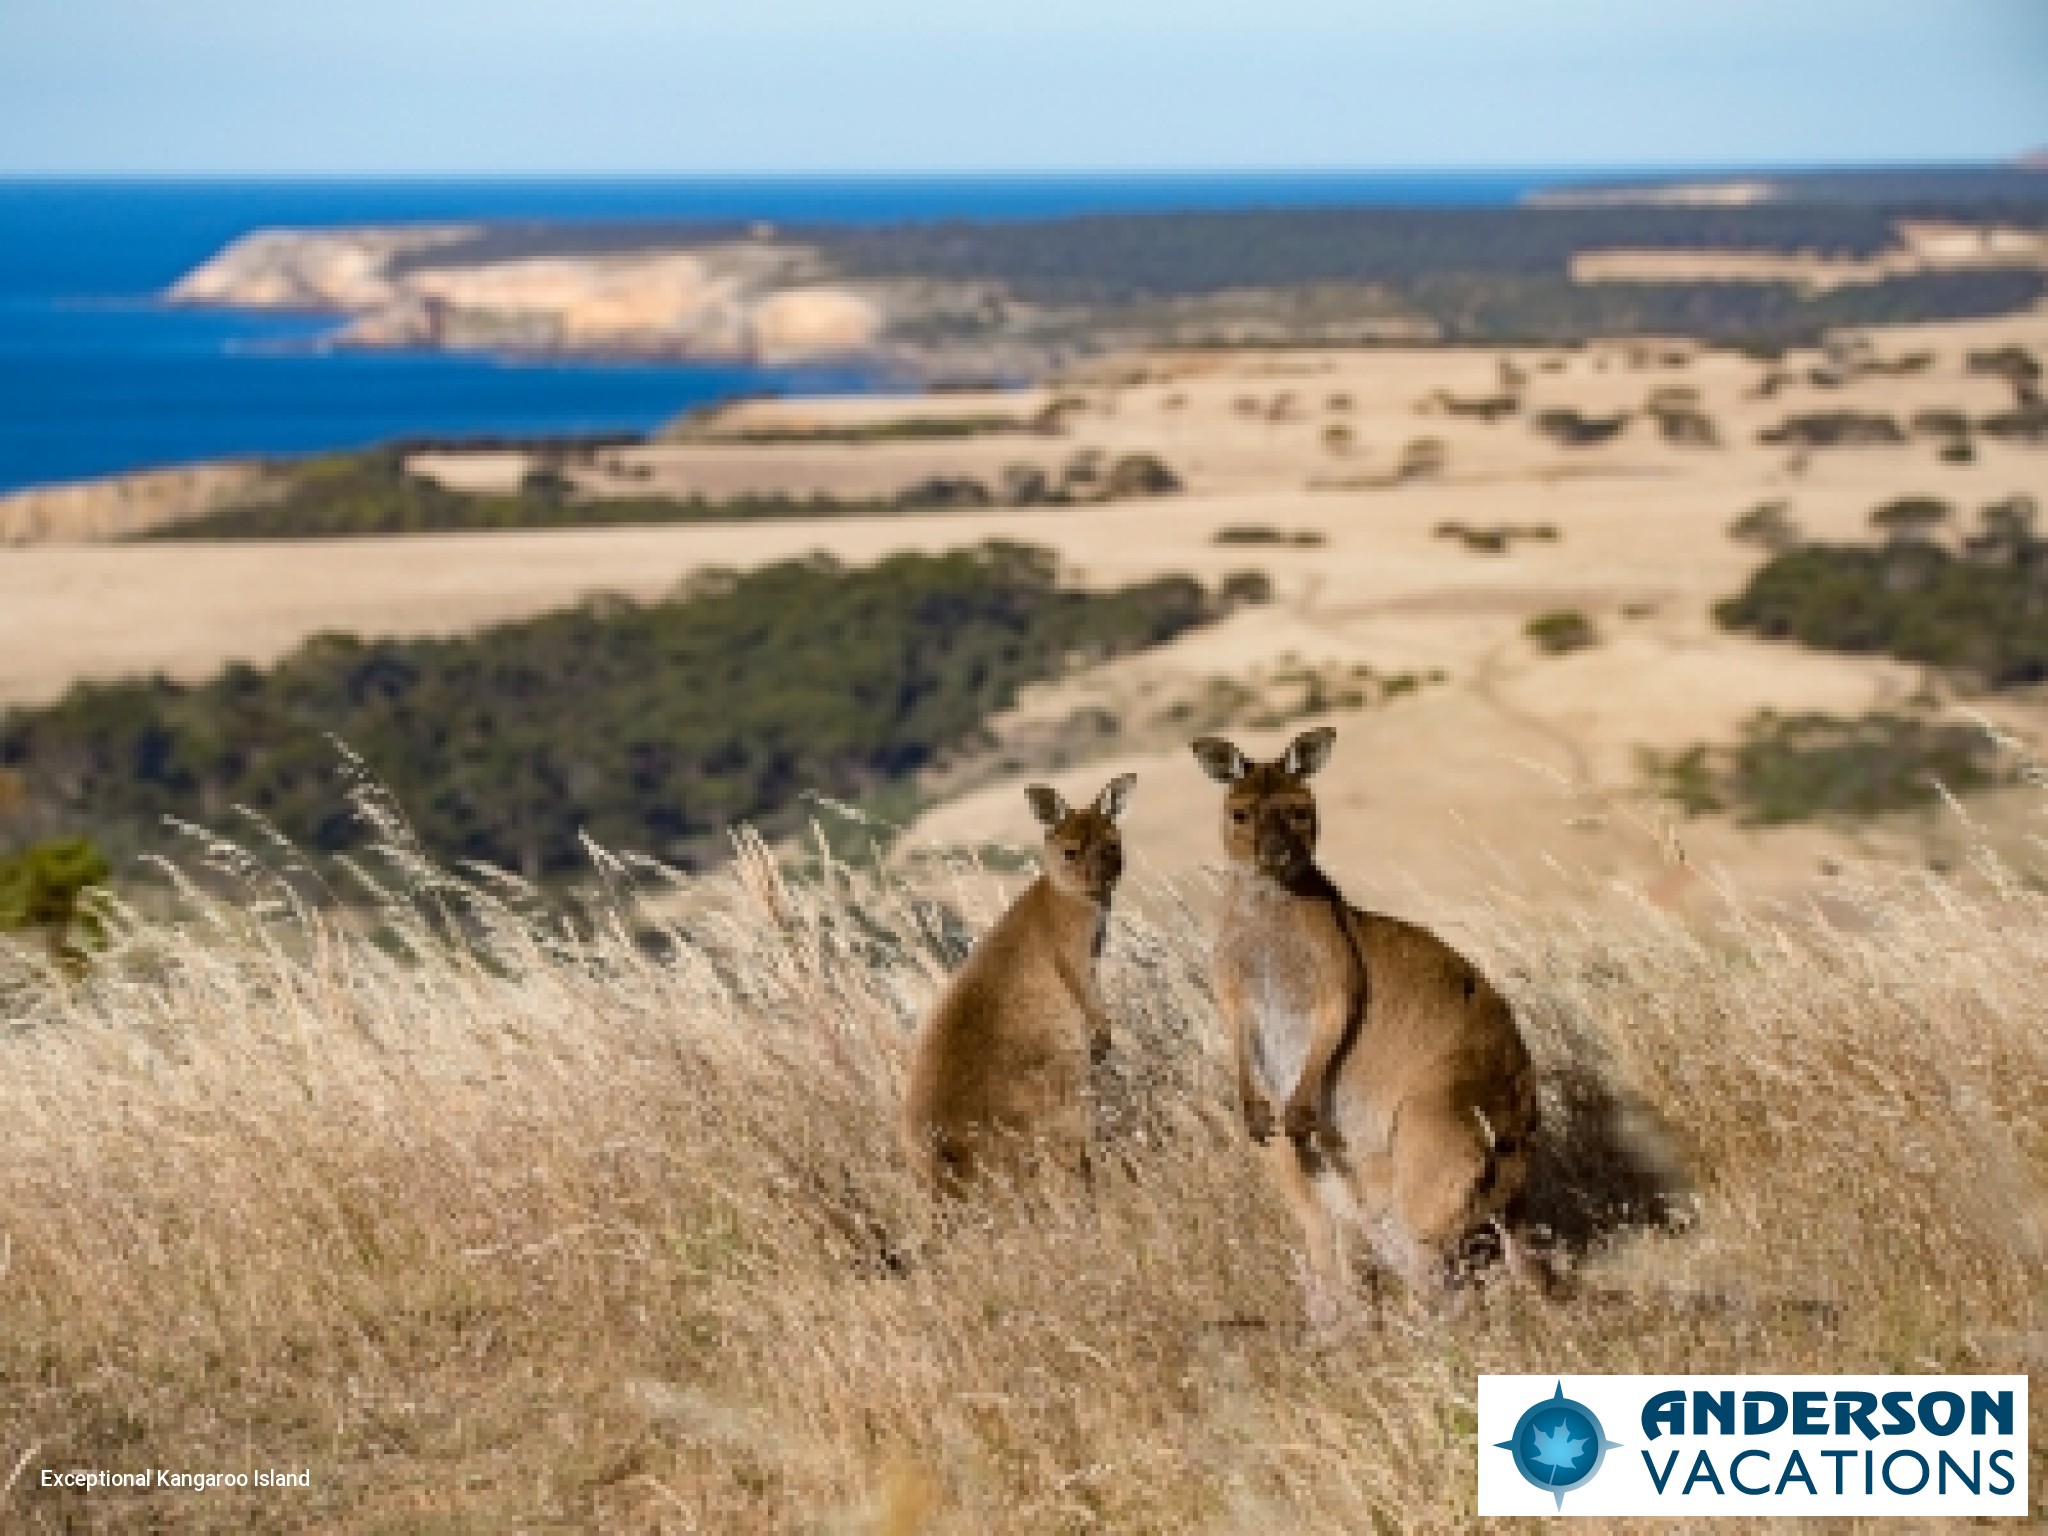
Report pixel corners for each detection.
[6,310,2046,906]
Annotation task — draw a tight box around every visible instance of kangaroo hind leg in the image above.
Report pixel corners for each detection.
[1258,1134,1353,1332]
[1387,1099,1505,1306]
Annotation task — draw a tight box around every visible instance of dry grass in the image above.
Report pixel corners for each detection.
[0,789,2043,1531]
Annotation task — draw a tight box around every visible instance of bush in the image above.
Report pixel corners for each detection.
[1758,412,1906,448]
[1526,609,1597,654]
[1651,407,1719,447]
[999,465,1053,505]
[1868,496,1952,538]
[1398,438,1447,478]
[1644,710,2003,824]
[1217,570,1274,606]
[1715,534,2048,685]
[1976,494,2037,545]
[0,836,109,964]
[1728,501,1801,552]
[518,463,577,502]
[1213,526,1325,547]
[1910,409,1971,439]
[1437,523,1558,555]
[1102,453,1182,499]
[1966,345,2041,385]
[1979,402,2048,444]
[1533,409,1629,447]
[1434,392,1518,422]
[897,476,994,510]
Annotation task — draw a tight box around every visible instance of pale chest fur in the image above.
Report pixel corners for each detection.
[1216,877,1343,1101]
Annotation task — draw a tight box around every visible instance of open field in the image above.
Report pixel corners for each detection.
[0,818,2041,1529]
[5,311,2047,910]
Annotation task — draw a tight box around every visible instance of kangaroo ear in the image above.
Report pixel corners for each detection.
[1282,725,1337,779]
[1190,737,1249,784]
[1093,772,1137,821]
[1024,784,1070,827]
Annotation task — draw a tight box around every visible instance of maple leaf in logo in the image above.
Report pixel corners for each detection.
[1527,1419,1587,1476]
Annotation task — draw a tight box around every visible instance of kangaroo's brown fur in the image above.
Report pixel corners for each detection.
[901,774,1134,1195]
[1191,728,1543,1317]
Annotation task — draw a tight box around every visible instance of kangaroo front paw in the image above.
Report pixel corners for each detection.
[1242,1095,1276,1144]
[1089,1029,1113,1064]
[1282,1095,1325,1143]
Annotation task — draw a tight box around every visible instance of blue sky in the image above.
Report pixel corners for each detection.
[3,0,2044,174]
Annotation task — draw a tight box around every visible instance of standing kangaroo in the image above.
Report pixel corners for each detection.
[901,774,1135,1194]
[1191,727,1543,1318]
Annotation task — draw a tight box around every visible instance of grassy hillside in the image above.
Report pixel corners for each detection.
[0,544,1221,877]
[1,831,2040,1529]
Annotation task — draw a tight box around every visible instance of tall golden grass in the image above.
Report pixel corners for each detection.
[0,787,2041,1531]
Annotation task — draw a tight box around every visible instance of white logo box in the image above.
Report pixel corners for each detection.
[1478,1374,2029,1517]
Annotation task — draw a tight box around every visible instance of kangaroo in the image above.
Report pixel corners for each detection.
[901,774,1134,1195]
[1191,727,1544,1319]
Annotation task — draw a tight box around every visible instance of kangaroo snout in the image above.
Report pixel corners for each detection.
[1254,813,1307,875]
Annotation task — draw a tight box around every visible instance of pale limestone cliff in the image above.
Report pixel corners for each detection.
[170,228,882,362]
[167,226,478,311]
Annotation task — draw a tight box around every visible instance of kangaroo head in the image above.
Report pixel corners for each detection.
[1024,773,1135,902]
[1190,727,1336,880]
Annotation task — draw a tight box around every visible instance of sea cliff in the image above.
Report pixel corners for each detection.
[169,229,886,364]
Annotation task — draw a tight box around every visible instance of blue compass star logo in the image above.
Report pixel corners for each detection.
[1495,1382,1622,1509]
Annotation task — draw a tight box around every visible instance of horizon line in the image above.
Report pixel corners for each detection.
[1,157,2041,184]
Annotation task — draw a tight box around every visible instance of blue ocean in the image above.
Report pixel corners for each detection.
[0,175,1560,495]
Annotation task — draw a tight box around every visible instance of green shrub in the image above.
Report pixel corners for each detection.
[519,464,577,502]
[1979,402,2048,443]
[1973,495,2038,554]
[1715,535,2048,685]
[1728,501,1801,552]
[0,836,110,964]
[1213,526,1325,547]
[1526,609,1597,654]
[1966,345,2041,385]
[1533,409,1628,447]
[1758,412,1905,448]
[1910,409,1971,439]
[1644,711,2003,824]
[1102,453,1183,499]
[1217,571,1275,606]
[1869,496,1952,538]
[1438,523,1558,555]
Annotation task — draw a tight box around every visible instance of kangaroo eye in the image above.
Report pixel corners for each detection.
[1230,808,1251,824]
[1063,847,1081,860]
